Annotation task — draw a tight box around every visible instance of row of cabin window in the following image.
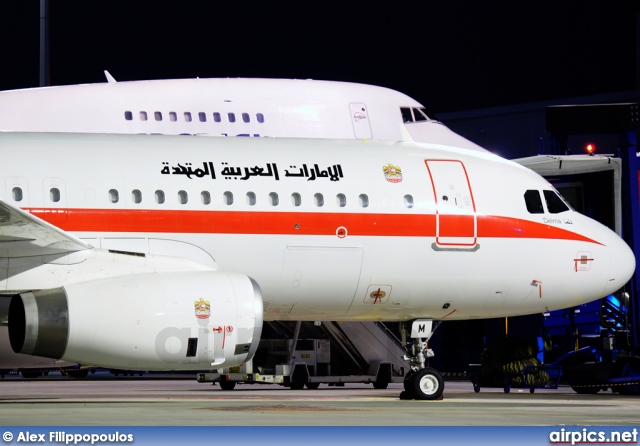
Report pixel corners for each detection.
[109,189,416,209]
[10,186,416,209]
[124,111,265,124]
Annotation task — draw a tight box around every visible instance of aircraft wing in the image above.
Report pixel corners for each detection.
[0,198,90,258]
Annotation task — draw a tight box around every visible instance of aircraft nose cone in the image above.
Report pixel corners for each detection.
[605,236,636,295]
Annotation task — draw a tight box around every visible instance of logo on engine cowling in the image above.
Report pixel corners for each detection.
[194,298,211,319]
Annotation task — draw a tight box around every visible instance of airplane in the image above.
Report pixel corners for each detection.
[0,130,635,400]
[0,75,490,377]
[0,74,488,151]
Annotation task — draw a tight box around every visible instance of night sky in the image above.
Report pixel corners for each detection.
[1,1,638,114]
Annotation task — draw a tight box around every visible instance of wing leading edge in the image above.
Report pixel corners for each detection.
[0,199,90,259]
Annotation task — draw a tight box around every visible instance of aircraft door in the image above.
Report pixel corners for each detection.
[425,160,477,248]
[349,103,372,140]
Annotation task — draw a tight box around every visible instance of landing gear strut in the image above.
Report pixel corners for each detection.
[400,320,444,400]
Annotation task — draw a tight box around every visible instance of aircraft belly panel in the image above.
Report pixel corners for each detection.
[272,245,363,318]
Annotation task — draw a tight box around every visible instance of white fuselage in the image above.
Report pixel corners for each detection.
[0,78,488,152]
[0,132,634,322]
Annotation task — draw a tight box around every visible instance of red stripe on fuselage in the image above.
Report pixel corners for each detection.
[27,208,602,245]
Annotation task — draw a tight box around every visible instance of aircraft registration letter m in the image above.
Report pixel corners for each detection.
[411,320,434,340]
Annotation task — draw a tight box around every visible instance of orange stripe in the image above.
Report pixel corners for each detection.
[27,208,602,244]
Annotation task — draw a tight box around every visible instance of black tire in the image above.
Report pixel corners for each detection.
[407,368,444,400]
[21,370,42,379]
[403,370,417,392]
[219,380,236,390]
[615,359,640,396]
[571,385,600,394]
[290,364,309,390]
[305,382,320,390]
[66,369,89,378]
[373,381,389,389]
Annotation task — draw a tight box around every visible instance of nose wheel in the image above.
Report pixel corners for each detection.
[401,368,444,400]
[399,320,445,400]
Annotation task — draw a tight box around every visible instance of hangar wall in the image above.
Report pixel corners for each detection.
[437,90,640,160]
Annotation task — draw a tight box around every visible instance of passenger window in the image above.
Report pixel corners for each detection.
[199,112,206,122]
[12,187,22,202]
[246,192,256,206]
[140,111,148,121]
[404,194,414,208]
[291,193,301,207]
[524,190,544,214]
[269,192,279,206]
[314,193,324,207]
[242,113,250,123]
[336,193,346,207]
[132,189,142,204]
[213,112,221,123]
[154,111,162,121]
[109,189,119,203]
[228,113,236,123]
[124,111,133,121]
[184,112,192,122]
[223,191,233,205]
[178,190,188,205]
[544,190,570,214]
[257,113,265,123]
[359,194,369,208]
[50,188,60,203]
[169,112,177,122]
[201,191,211,205]
[155,190,165,204]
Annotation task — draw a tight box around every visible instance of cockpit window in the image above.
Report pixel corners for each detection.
[401,107,431,123]
[400,107,413,123]
[413,108,429,122]
[524,190,544,214]
[543,190,570,214]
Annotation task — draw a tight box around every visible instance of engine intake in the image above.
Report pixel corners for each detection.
[9,288,69,359]
[9,271,263,371]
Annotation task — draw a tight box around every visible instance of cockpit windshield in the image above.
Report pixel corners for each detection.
[524,189,573,214]
[400,107,431,123]
[543,190,571,214]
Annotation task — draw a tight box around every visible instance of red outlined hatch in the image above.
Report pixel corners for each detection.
[425,159,477,247]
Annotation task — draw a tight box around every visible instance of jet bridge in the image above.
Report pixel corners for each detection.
[510,103,640,394]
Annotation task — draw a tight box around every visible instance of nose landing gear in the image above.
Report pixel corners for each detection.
[400,320,444,400]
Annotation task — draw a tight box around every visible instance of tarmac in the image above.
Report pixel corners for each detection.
[0,373,639,426]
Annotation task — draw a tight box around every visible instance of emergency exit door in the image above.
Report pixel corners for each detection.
[425,160,477,247]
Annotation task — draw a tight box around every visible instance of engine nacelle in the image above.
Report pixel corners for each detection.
[8,271,263,371]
